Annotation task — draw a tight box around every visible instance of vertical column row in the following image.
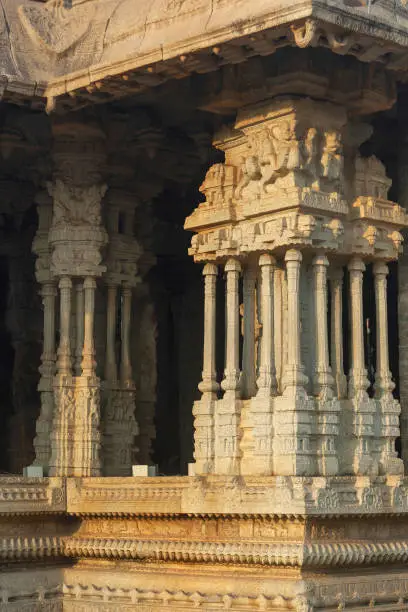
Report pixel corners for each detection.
[194,252,401,477]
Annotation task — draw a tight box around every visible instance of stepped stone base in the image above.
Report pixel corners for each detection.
[1,476,408,610]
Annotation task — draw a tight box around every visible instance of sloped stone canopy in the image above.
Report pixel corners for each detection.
[2,0,408,111]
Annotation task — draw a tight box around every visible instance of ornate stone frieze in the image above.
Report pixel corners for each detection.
[0,477,66,514]
[65,475,408,516]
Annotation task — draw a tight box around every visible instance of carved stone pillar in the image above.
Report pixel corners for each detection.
[313,255,333,399]
[282,250,308,396]
[49,276,73,477]
[274,249,316,476]
[194,263,219,474]
[81,277,97,377]
[73,277,101,477]
[346,257,376,476]
[373,262,403,474]
[241,254,275,475]
[47,117,108,477]
[74,282,84,377]
[120,285,133,385]
[221,258,241,397]
[374,262,394,399]
[33,283,57,470]
[32,190,55,471]
[56,276,72,377]
[217,258,242,474]
[105,283,118,384]
[312,254,339,476]
[330,267,347,399]
[348,258,369,399]
[242,265,257,399]
[257,254,277,397]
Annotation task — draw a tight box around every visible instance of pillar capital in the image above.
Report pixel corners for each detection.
[83,277,97,291]
[312,253,329,267]
[40,283,57,299]
[373,261,389,277]
[285,249,302,264]
[59,276,72,291]
[259,253,276,267]
[348,257,365,273]
[224,258,241,273]
[202,262,218,276]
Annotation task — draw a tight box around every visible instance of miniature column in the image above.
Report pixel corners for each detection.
[75,276,101,476]
[330,267,347,399]
[241,254,276,475]
[373,262,394,399]
[313,255,334,399]
[194,263,219,474]
[217,258,242,474]
[373,261,403,474]
[81,277,97,377]
[221,258,242,396]
[257,254,277,397]
[242,266,257,399]
[33,283,57,469]
[198,263,219,396]
[56,277,73,376]
[120,284,133,385]
[75,282,84,376]
[313,255,339,476]
[49,276,73,477]
[105,284,118,383]
[347,257,375,475]
[348,258,369,399]
[282,250,308,396]
[274,249,315,476]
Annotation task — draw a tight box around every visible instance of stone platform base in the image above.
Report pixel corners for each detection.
[1,475,408,610]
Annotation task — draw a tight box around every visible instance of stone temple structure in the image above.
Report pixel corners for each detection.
[4,0,408,609]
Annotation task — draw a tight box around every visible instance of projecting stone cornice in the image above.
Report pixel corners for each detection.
[2,0,408,111]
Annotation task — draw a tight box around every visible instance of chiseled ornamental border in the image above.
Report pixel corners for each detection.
[65,475,408,516]
[1,476,408,517]
[0,477,66,515]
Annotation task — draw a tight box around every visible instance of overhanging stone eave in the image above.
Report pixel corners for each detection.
[40,3,316,109]
[4,4,408,111]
